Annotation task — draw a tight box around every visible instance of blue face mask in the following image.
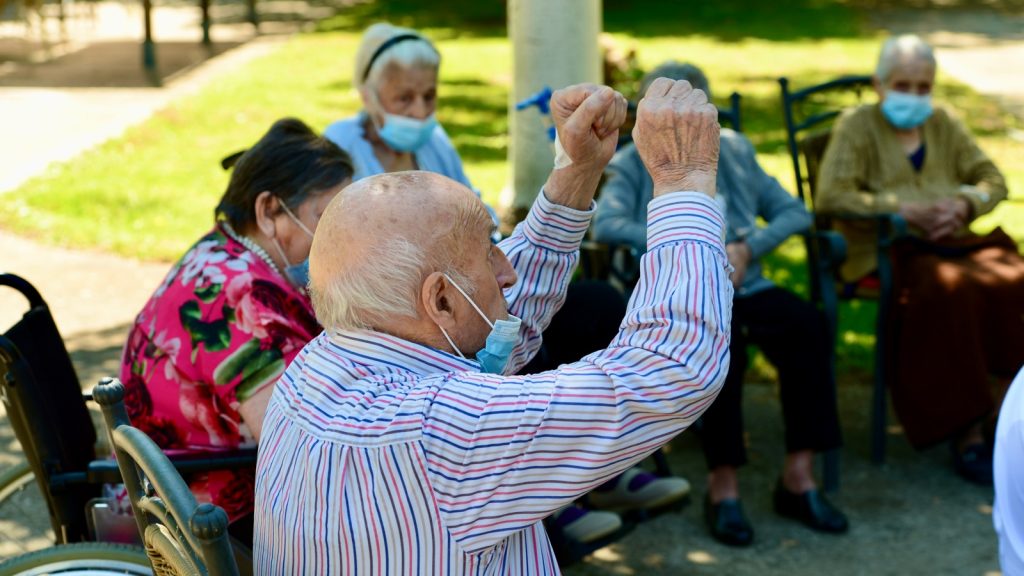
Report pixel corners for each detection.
[437,273,523,375]
[881,90,933,130]
[271,200,315,291]
[286,259,310,289]
[378,112,438,152]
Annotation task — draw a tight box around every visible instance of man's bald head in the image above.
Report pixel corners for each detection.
[309,171,493,331]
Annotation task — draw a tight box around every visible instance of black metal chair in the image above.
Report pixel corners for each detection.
[0,273,256,572]
[778,75,908,465]
[94,378,240,576]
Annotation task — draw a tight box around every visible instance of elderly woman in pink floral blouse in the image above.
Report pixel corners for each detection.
[119,118,353,537]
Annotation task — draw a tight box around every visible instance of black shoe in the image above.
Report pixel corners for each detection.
[773,482,849,534]
[704,494,754,546]
[952,443,993,486]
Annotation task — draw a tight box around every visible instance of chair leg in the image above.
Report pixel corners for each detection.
[872,281,889,465]
[651,449,672,477]
[821,449,840,493]
[871,362,887,464]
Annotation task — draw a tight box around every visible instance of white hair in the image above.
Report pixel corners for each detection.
[875,34,936,82]
[354,23,441,91]
[310,234,475,332]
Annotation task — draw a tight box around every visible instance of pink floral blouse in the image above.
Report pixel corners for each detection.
[120,224,319,522]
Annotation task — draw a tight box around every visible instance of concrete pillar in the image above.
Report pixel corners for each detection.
[502,0,602,229]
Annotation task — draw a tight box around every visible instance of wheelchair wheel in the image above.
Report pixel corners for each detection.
[0,543,152,575]
[0,461,33,504]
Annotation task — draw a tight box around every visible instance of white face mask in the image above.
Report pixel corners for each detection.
[435,273,522,375]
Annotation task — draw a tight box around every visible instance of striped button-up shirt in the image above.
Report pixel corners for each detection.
[254,191,732,575]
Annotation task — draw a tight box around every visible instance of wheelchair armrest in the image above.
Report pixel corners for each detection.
[165,448,259,475]
[83,459,126,485]
[75,449,259,488]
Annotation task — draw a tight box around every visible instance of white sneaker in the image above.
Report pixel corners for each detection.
[550,504,622,544]
[587,467,691,513]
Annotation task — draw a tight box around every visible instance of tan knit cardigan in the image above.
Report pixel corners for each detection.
[816,103,1007,280]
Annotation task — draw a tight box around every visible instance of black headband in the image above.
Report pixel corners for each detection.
[362,34,431,83]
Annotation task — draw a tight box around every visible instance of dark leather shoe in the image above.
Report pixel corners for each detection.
[952,443,993,486]
[704,494,754,546]
[773,483,849,534]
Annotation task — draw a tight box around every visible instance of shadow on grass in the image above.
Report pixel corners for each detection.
[851,0,1024,12]
[314,0,506,37]
[604,0,866,40]
[438,91,509,162]
[313,0,872,41]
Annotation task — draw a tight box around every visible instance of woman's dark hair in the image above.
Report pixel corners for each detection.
[215,118,354,231]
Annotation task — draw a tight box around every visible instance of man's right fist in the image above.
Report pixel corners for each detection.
[632,77,720,198]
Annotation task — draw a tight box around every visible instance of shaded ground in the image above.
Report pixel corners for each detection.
[566,384,999,576]
[0,40,242,87]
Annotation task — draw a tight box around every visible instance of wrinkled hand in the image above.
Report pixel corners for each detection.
[927,198,970,241]
[550,83,629,173]
[632,77,719,197]
[899,198,969,241]
[726,241,752,289]
[898,202,938,231]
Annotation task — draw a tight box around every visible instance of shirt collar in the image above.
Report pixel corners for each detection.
[326,328,481,378]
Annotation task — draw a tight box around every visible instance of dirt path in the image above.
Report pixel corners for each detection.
[0,1,291,193]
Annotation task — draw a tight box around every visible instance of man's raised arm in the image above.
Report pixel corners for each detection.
[500,84,629,372]
[423,79,733,552]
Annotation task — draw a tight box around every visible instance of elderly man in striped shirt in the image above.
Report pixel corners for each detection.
[254,78,731,575]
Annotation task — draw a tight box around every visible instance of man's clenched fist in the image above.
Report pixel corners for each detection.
[632,77,720,198]
[550,84,629,174]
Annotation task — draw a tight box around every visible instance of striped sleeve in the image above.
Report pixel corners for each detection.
[420,191,732,552]
[498,189,593,374]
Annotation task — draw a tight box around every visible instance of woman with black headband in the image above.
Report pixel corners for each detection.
[324,24,483,200]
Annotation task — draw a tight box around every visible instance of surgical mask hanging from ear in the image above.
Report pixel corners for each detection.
[881,90,933,130]
[368,92,438,152]
[271,200,315,289]
[436,273,522,375]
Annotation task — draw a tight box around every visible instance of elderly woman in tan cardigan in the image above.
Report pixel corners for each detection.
[817,34,1024,486]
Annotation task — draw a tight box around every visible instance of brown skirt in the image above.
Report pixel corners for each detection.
[888,228,1024,449]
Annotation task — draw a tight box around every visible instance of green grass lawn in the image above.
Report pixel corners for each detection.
[2,0,1022,380]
